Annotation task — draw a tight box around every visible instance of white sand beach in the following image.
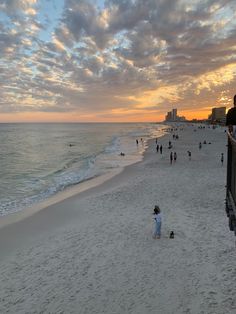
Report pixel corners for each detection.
[0,123,236,314]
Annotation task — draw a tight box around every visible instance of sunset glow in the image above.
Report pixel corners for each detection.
[1,0,236,122]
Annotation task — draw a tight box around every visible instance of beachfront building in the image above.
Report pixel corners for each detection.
[165,111,172,121]
[172,109,177,121]
[211,107,226,124]
[165,108,186,122]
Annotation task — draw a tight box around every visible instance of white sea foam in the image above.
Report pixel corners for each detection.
[0,123,167,216]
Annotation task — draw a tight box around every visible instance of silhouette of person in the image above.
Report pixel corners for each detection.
[170,152,173,164]
[160,145,163,154]
[174,152,177,162]
[221,153,224,165]
[226,95,236,136]
[156,144,159,153]
[187,151,191,160]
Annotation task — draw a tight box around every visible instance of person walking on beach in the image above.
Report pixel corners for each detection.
[156,144,159,153]
[221,153,224,165]
[160,145,163,154]
[187,151,191,160]
[199,142,202,150]
[153,205,162,239]
[170,152,173,164]
[174,152,177,162]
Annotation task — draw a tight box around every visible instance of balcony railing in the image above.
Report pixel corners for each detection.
[226,131,236,235]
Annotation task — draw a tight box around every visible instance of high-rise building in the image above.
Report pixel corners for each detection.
[211,107,226,124]
[165,108,185,122]
[165,111,172,121]
[172,109,177,121]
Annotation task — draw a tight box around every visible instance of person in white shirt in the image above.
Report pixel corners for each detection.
[153,205,162,239]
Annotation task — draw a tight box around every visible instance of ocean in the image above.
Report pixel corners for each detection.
[0,123,167,216]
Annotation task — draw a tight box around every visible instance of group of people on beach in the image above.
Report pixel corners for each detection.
[136,138,144,145]
[151,96,236,239]
[152,127,182,239]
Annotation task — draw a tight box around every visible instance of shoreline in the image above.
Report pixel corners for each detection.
[0,122,167,219]
[0,168,123,229]
[0,130,169,230]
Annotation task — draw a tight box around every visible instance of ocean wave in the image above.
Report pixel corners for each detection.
[0,123,167,216]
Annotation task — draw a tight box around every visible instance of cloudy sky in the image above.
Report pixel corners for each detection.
[0,0,236,122]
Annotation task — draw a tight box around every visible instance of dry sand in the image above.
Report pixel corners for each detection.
[0,123,236,314]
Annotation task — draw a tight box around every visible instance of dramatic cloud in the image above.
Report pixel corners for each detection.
[0,0,236,121]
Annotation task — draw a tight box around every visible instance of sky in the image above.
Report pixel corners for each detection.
[0,0,236,122]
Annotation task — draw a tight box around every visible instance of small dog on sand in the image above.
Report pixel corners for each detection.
[169,231,174,239]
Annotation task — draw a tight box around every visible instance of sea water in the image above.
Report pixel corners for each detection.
[0,123,167,216]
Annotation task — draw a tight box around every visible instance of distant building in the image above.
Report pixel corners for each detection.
[178,116,187,122]
[165,108,186,122]
[172,109,177,121]
[211,107,226,124]
[208,113,212,121]
[165,111,172,121]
